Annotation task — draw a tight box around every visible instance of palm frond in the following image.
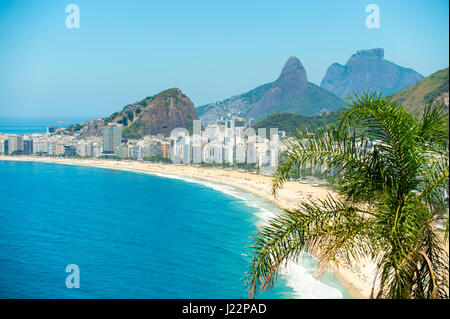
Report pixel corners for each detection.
[248,91,450,299]
[246,196,373,298]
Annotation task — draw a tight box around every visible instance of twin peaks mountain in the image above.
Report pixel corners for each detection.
[247,56,308,119]
[88,49,428,137]
[197,56,345,123]
[321,48,424,98]
[197,49,425,124]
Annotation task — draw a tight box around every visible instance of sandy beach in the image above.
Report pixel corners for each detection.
[0,155,382,298]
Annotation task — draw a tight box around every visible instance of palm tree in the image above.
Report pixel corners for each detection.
[246,92,449,299]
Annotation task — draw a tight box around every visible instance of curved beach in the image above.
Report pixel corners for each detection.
[0,155,376,298]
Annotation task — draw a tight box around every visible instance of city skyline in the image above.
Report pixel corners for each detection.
[0,116,284,171]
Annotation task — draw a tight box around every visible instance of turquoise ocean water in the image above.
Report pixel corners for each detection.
[0,118,88,135]
[0,160,352,299]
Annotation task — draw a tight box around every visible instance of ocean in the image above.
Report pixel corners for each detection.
[0,160,352,298]
[0,118,88,135]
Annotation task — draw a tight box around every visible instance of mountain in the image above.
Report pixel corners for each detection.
[252,111,339,137]
[105,88,198,138]
[390,67,449,113]
[320,48,424,99]
[197,56,345,123]
[196,82,273,124]
[246,56,308,118]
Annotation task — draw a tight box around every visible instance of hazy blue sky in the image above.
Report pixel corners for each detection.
[0,0,448,118]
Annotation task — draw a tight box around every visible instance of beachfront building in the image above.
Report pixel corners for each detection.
[32,139,47,154]
[64,145,76,156]
[162,143,170,159]
[102,123,122,156]
[56,142,66,156]
[0,137,8,155]
[8,135,23,154]
[127,143,139,160]
[92,141,102,158]
[47,140,58,156]
[170,135,191,164]
[246,142,257,164]
[166,121,281,167]
[223,137,235,164]
[2,117,284,170]
[76,140,90,157]
[23,139,33,155]
[234,141,246,164]
[119,144,128,159]
[76,138,102,158]
[117,136,168,160]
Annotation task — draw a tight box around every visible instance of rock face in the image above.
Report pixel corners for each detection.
[246,56,308,118]
[321,48,424,98]
[106,88,199,138]
[278,56,308,89]
[197,56,344,123]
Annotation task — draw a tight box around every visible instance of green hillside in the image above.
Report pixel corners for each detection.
[253,111,339,137]
[261,82,345,118]
[390,67,449,113]
[196,81,273,118]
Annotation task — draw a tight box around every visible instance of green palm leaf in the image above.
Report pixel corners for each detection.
[246,91,449,299]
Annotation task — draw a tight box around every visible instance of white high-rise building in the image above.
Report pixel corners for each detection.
[246,142,257,164]
[8,135,23,154]
[47,141,57,156]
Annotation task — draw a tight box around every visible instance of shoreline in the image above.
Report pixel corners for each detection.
[0,155,371,299]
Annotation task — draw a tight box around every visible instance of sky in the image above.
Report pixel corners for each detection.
[0,0,448,119]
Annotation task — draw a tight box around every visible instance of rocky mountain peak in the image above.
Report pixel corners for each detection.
[197,55,344,124]
[355,48,384,58]
[276,56,308,93]
[321,48,423,98]
[246,56,310,119]
[279,56,306,80]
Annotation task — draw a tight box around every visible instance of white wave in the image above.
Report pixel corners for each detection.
[247,195,344,299]
[279,259,343,299]
[144,171,249,201]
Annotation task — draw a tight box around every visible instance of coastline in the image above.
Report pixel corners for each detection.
[0,155,372,299]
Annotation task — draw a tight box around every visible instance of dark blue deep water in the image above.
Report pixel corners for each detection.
[0,161,292,298]
[0,161,350,298]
